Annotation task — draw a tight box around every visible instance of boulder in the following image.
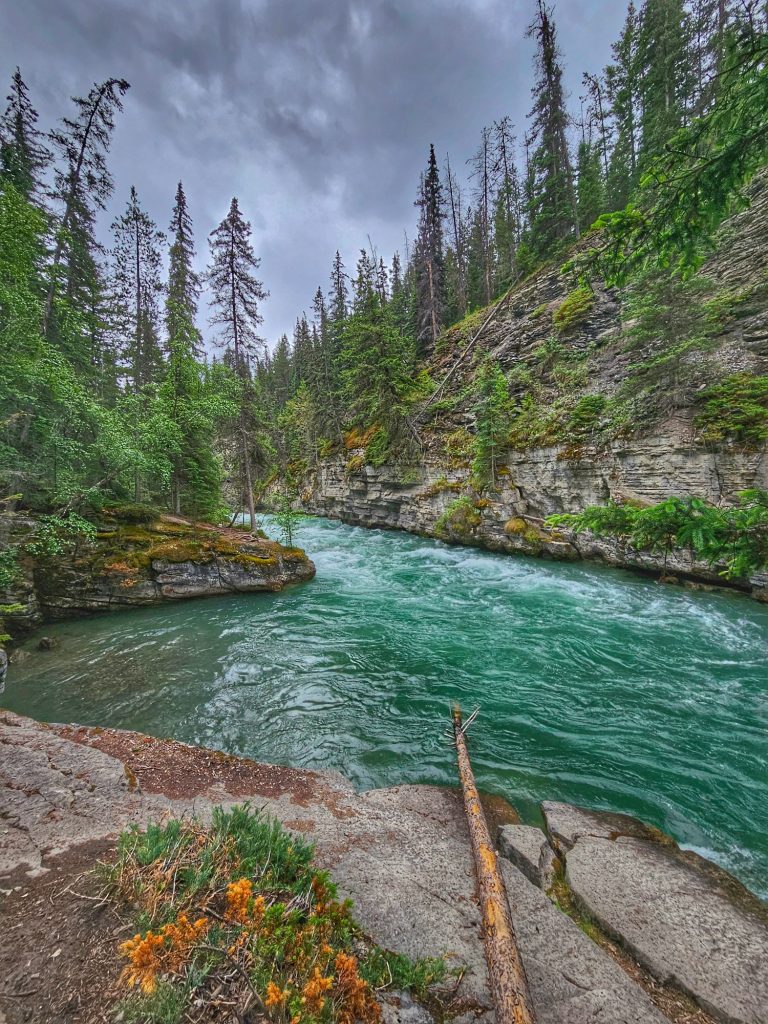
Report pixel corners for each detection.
[501,860,667,1023]
[37,636,58,650]
[559,825,768,1024]
[497,824,556,889]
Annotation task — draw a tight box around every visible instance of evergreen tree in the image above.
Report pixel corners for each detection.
[111,186,165,392]
[444,153,468,319]
[525,1,579,259]
[636,0,695,169]
[413,144,446,354]
[44,78,130,338]
[166,181,202,358]
[576,138,605,232]
[341,252,410,432]
[492,118,523,294]
[605,2,641,208]
[468,128,494,305]
[0,68,50,203]
[206,197,268,530]
[472,358,513,487]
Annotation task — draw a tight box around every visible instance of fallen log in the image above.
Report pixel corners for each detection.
[452,705,535,1024]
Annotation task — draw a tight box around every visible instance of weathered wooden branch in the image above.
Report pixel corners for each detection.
[452,705,536,1024]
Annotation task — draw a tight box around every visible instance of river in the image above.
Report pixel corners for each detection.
[3,515,767,897]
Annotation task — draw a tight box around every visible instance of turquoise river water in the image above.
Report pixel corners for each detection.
[3,516,767,896]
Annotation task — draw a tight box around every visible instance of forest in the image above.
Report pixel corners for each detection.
[1,0,767,557]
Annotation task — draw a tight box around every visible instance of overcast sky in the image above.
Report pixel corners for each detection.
[2,0,627,347]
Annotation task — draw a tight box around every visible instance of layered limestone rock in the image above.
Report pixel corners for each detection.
[296,180,768,597]
[299,453,768,596]
[0,515,315,639]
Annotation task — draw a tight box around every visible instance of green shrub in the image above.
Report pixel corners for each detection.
[569,394,608,432]
[365,427,390,467]
[435,496,482,540]
[694,373,768,444]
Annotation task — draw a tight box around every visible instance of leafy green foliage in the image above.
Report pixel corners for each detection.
[471,359,514,486]
[548,490,768,579]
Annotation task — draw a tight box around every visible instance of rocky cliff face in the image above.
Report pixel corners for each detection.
[296,181,768,598]
[0,515,315,642]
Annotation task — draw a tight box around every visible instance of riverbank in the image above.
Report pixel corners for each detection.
[294,456,768,601]
[1,710,766,1024]
[0,511,316,666]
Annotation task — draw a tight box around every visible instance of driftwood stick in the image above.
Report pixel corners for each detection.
[452,705,536,1024]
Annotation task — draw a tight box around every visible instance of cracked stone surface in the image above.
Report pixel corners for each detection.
[540,802,768,1024]
[497,823,556,889]
[0,711,684,1023]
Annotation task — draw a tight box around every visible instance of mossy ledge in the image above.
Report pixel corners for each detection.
[1,514,315,638]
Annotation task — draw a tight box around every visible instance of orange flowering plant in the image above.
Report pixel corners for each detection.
[106,805,443,1024]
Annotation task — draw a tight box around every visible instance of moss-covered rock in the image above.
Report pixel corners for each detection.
[11,515,315,628]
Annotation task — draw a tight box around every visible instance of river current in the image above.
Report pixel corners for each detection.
[3,516,767,896]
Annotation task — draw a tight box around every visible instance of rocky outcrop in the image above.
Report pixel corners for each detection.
[495,801,768,1024]
[0,515,315,641]
[296,180,768,597]
[298,453,768,596]
[1,712,673,1024]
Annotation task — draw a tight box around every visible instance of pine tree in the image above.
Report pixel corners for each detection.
[166,181,202,358]
[45,78,130,338]
[636,0,695,170]
[206,197,268,530]
[0,68,50,203]
[605,2,641,208]
[413,145,446,354]
[444,153,468,319]
[468,128,494,305]
[525,1,579,259]
[492,118,523,293]
[111,186,166,392]
[576,138,605,232]
[341,252,409,432]
[164,182,213,515]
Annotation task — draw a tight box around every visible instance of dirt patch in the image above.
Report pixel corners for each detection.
[53,724,359,819]
[0,839,123,1024]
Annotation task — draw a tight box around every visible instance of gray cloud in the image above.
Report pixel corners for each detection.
[2,0,627,345]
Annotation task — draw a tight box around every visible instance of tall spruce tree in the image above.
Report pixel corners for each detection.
[413,144,446,354]
[44,78,130,338]
[605,2,641,208]
[206,197,267,530]
[576,138,605,231]
[166,181,202,358]
[111,186,165,393]
[525,0,579,258]
[636,0,695,169]
[164,182,216,515]
[0,68,50,203]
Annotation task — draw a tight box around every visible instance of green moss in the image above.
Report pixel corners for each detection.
[553,286,594,333]
[345,453,366,474]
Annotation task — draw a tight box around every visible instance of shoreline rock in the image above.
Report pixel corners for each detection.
[2,712,765,1024]
[0,513,316,643]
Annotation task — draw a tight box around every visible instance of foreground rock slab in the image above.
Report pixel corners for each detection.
[0,712,679,1024]
[501,860,667,1024]
[542,803,768,1024]
[498,823,556,890]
